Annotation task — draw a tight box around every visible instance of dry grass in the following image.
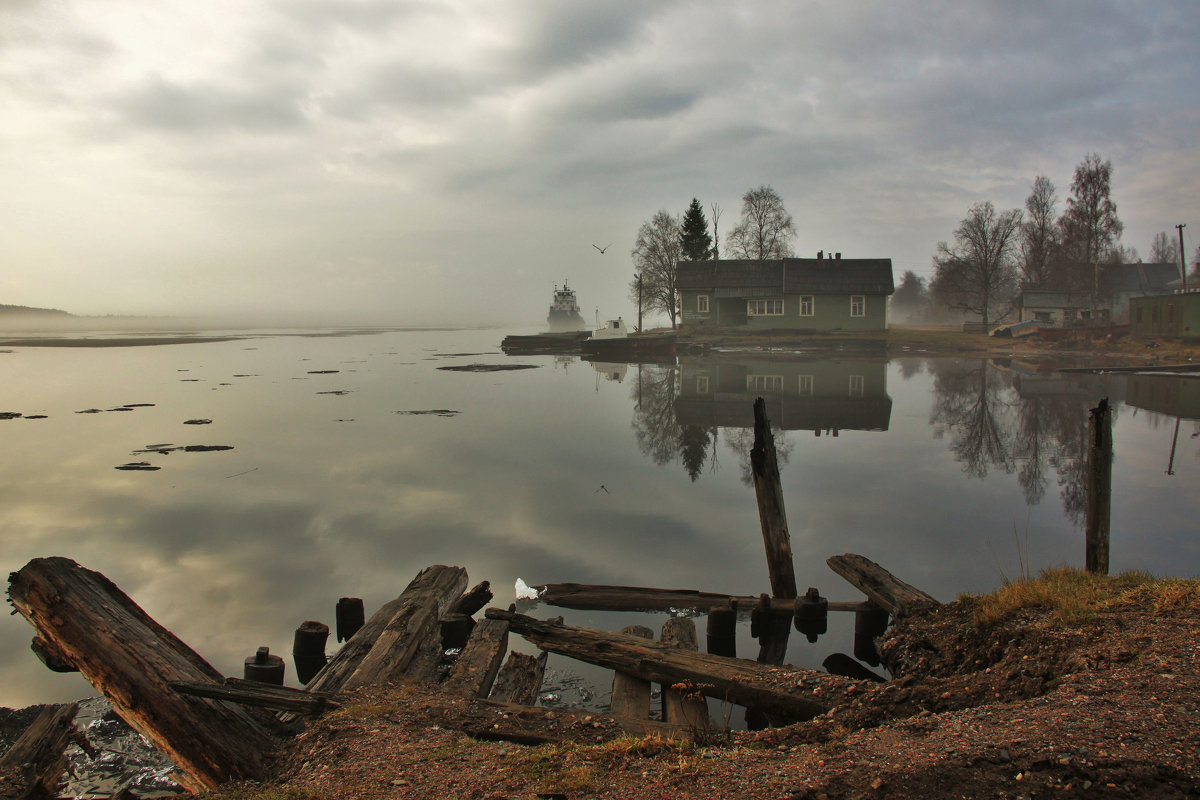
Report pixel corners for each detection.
[969,567,1200,627]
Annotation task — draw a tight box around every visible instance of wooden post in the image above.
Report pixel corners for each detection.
[705,601,737,658]
[1085,397,1113,575]
[291,621,329,685]
[335,597,364,643]
[659,618,711,730]
[489,651,548,705]
[751,397,797,600]
[8,558,279,793]
[443,618,510,699]
[609,625,653,719]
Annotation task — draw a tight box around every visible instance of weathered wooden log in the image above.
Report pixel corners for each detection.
[308,565,468,693]
[489,650,548,705]
[335,597,365,643]
[751,397,797,600]
[487,608,826,721]
[170,678,341,715]
[1085,398,1112,575]
[853,603,889,666]
[752,593,791,667]
[794,587,828,642]
[826,554,939,617]
[450,581,494,616]
[243,646,285,685]
[533,583,867,614]
[660,618,711,730]
[29,636,77,674]
[443,618,510,699]
[8,557,279,793]
[0,703,82,800]
[609,625,653,719]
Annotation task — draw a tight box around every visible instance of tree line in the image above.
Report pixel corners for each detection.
[893,153,1198,328]
[629,186,798,328]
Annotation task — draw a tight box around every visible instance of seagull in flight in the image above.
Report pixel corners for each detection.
[593,243,612,254]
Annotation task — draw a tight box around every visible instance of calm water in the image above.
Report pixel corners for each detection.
[2,327,1198,708]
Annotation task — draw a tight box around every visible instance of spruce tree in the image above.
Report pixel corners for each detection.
[679,198,713,261]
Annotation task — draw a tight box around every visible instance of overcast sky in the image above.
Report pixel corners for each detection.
[2,1,1197,326]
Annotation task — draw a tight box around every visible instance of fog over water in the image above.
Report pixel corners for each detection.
[2,327,1198,708]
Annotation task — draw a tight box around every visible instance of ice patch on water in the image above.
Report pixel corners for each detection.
[514,578,542,600]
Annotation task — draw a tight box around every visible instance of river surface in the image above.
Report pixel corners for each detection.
[2,327,1199,709]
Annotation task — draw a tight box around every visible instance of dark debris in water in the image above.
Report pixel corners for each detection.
[437,364,538,372]
[133,445,234,454]
[115,463,160,471]
[1,411,22,420]
[396,409,461,417]
[183,419,212,425]
[317,390,352,395]
[307,370,339,374]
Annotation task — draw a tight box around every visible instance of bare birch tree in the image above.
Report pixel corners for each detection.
[930,201,1023,331]
[630,210,683,328]
[725,185,796,259]
[1019,176,1057,288]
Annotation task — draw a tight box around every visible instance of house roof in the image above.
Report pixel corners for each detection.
[677,258,894,295]
[1108,262,1182,293]
[1020,290,1091,309]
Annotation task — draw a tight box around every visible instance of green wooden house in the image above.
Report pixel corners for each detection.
[1129,292,1200,340]
[676,254,894,331]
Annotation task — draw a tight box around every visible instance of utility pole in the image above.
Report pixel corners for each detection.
[1177,224,1188,292]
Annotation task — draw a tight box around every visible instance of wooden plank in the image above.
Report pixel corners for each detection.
[751,397,797,600]
[534,583,868,614]
[450,581,494,616]
[170,679,341,715]
[7,558,279,793]
[443,619,510,699]
[308,565,467,694]
[487,608,826,721]
[489,651,548,706]
[0,703,81,800]
[1086,398,1112,575]
[826,554,939,617]
[609,625,653,720]
[659,619,712,730]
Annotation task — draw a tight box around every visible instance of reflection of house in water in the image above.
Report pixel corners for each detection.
[588,360,628,383]
[1124,374,1200,420]
[675,358,892,433]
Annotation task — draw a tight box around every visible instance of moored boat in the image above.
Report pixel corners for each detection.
[547,281,587,332]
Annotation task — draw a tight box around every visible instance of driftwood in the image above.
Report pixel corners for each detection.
[660,619,712,729]
[8,557,279,793]
[443,619,510,699]
[308,565,468,693]
[488,608,825,721]
[751,397,798,600]
[533,583,867,614]
[170,678,341,715]
[489,651,548,706]
[826,553,939,617]
[0,703,83,800]
[609,626,653,719]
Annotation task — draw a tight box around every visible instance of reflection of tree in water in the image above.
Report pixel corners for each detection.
[928,359,1106,526]
[630,365,719,480]
[723,427,794,487]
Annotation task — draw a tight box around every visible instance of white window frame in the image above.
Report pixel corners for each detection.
[848,374,864,397]
[799,295,814,316]
[747,374,784,392]
[697,294,710,314]
[850,295,866,317]
[798,374,814,396]
[748,298,784,316]
[696,375,710,394]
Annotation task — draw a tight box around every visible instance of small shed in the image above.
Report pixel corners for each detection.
[1129,292,1200,340]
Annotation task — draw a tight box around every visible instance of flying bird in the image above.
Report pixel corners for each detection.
[593,243,612,254]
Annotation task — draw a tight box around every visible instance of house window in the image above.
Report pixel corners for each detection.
[748,299,784,316]
[697,295,710,314]
[850,295,865,317]
[696,375,709,394]
[799,295,814,316]
[1034,311,1052,323]
[848,375,864,398]
[747,374,783,392]
[798,374,813,396]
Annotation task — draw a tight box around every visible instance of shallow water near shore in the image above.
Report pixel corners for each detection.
[2,326,1198,712]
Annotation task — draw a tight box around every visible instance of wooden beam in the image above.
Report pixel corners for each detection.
[489,651,548,706]
[826,554,938,617]
[170,679,341,715]
[8,558,279,793]
[609,625,653,719]
[751,397,797,600]
[307,565,467,694]
[533,583,868,614]
[487,608,826,721]
[443,619,509,699]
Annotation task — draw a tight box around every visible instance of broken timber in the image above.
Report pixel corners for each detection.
[7,557,279,794]
[489,651,548,706]
[487,608,826,721]
[170,678,341,715]
[0,703,84,800]
[532,583,869,614]
[751,397,798,600]
[826,553,939,617]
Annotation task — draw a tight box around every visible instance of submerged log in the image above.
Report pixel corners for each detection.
[0,703,82,800]
[309,565,468,693]
[751,397,798,600]
[7,557,278,793]
[534,583,867,614]
[487,608,825,721]
[609,625,654,719]
[489,650,548,706]
[826,554,939,617]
